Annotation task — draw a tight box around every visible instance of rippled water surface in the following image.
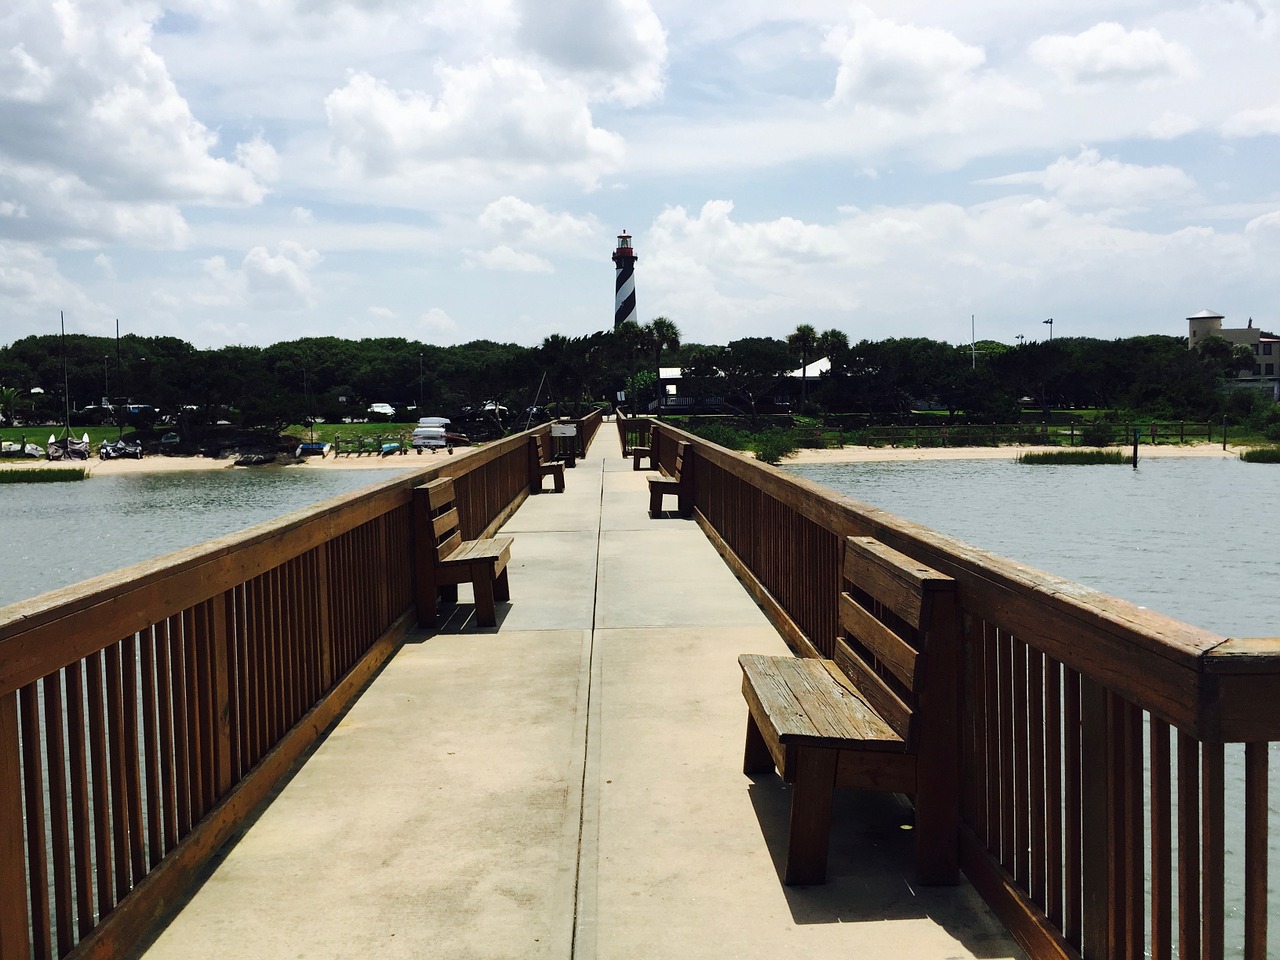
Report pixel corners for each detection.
[785,456,1278,637]
[0,469,397,608]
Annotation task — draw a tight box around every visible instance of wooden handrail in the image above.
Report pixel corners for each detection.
[0,424,547,960]
[647,419,1280,960]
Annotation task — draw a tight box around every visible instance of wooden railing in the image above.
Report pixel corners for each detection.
[615,414,651,458]
[647,420,1279,960]
[0,424,570,960]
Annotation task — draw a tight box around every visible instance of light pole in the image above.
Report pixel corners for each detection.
[1016,334,1025,346]
[1043,318,1054,341]
[418,353,423,409]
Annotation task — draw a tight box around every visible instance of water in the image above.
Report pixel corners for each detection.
[784,456,1278,638]
[0,468,400,609]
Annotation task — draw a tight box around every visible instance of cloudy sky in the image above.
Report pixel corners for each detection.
[3,1,1280,350]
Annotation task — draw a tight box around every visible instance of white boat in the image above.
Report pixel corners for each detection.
[412,418,450,451]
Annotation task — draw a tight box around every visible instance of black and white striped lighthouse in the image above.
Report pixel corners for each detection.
[612,230,638,329]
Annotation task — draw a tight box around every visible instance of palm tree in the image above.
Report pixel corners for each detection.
[646,317,681,417]
[786,323,818,411]
[0,385,30,427]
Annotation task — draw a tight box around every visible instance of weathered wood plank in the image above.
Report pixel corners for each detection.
[838,591,917,690]
[832,638,911,740]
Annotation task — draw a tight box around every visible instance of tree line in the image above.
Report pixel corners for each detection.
[0,319,1272,436]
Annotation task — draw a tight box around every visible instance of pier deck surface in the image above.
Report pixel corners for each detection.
[140,438,1024,960]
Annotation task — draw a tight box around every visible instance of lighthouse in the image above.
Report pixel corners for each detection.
[612,230,637,329]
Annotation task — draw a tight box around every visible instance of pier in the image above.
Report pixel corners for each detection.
[3,412,1279,960]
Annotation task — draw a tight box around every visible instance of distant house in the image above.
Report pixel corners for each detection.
[1187,309,1280,392]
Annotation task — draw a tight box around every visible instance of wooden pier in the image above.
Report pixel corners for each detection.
[2,410,1277,960]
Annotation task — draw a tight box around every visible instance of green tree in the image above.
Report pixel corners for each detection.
[786,323,819,411]
[720,337,792,426]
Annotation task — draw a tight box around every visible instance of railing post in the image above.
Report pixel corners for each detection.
[526,435,540,493]
[412,485,438,626]
[0,690,31,960]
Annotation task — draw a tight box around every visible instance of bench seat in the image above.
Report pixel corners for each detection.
[647,441,693,517]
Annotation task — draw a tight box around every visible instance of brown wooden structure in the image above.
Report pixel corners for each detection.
[0,414,598,960]
[528,434,565,493]
[647,441,694,517]
[640,417,1280,960]
[413,477,513,628]
[740,535,960,885]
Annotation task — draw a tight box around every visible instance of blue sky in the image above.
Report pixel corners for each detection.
[3,1,1280,350]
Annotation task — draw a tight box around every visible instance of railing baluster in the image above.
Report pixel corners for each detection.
[1202,741,1225,960]
[19,682,52,960]
[1,690,31,960]
[64,662,95,937]
[1150,717,1172,960]
[42,672,73,957]
[1244,741,1268,960]
[1178,731,1201,960]
[1044,657,1063,929]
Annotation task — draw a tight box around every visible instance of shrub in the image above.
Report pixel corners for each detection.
[1079,422,1117,446]
[1240,448,1280,463]
[751,429,799,464]
[1017,450,1126,465]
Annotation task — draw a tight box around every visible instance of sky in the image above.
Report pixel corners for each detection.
[3,1,1280,352]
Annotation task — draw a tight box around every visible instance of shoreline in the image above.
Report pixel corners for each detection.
[782,441,1245,465]
[0,440,1247,476]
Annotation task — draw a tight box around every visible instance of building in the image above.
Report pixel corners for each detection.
[1187,308,1280,389]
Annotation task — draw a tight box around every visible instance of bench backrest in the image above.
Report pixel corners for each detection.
[420,477,463,565]
[834,536,957,750]
[536,435,554,463]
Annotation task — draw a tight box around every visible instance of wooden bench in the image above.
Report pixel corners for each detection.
[529,435,565,494]
[630,425,653,470]
[413,478,513,628]
[647,441,693,517]
[739,535,960,885]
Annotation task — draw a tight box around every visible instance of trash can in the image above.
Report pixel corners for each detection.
[550,422,578,467]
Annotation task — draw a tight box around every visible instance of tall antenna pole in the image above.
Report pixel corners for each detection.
[971,314,976,369]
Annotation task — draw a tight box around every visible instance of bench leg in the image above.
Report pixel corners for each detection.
[493,566,510,602]
[648,487,665,517]
[911,791,959,885]
[553,468,565,493]
[784,746,838,885]
[472,573,497,628]
[743,711,774,775]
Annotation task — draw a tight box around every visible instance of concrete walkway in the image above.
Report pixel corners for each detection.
[140,437,1025,960]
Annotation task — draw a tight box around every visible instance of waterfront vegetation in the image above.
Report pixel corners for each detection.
[1240,447,1280,463]
[1016,450,1128,465]
[0,466,86,482]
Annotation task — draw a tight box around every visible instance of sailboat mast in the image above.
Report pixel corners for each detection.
[61,311,71,436]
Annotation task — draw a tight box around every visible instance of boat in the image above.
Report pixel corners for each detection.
[295,441,331,458]
[380,441,401,456]
[411,418,470,453]
[1,441,44,458]
[47,433,90,461]
[234,452,275,467]
[99,438,144,460]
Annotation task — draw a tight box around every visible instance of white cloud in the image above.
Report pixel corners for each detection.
[465,244,554,272]
[197,242,320,311]
[826,10,986,113]
[478,196,597,249]
[1222,100,1280,137]
[0,0,271,248]
[981,148,1198,211]
[323,60,625,187]
[1029,22,1197,88]
[515,0,668,106]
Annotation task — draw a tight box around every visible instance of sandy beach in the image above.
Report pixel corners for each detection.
[784,440,1245,465]
[1,439,1246,476]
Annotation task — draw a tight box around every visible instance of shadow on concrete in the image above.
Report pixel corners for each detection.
[748,779,1020,958]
